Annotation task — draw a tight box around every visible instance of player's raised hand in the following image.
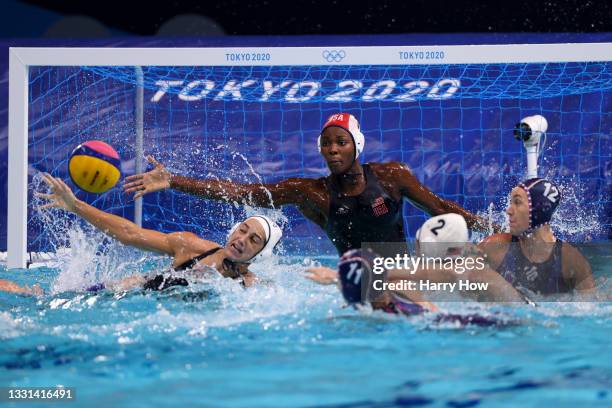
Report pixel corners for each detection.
[36,173,79,212]
[123,156,172,199]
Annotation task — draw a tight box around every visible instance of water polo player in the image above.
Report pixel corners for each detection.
[334,248,524,327]
[124,113,495,257]
[307,214,528,307]
[32,174,282,292]
[479,178,594,295]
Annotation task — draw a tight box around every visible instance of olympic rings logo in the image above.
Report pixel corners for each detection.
[322,50,346,62]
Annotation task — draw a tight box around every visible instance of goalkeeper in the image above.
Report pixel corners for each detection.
[125,113,495,256]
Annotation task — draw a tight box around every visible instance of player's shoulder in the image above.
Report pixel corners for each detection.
[275,177,327,204]
[369,161,413,178]
[560,241,586,260]
[558,241,593,287]
[478,233,512,254]
[369,161,410,171]
[478,233,512,268]
[480,233,513,245]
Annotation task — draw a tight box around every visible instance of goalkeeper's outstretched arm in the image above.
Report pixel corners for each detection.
[124,156,322,210]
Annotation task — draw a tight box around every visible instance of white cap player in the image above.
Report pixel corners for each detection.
[415,213,469,258]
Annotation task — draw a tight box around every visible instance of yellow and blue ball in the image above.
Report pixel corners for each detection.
[68,141,121,194]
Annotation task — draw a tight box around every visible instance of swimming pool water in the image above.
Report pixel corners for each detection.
[1,252,611,408]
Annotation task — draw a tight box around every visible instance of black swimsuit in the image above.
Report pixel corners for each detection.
[85,247,234,293]
[497,236,568,295]
[142,247,223,291]
[324,164,406,256]
[173,247,222,272]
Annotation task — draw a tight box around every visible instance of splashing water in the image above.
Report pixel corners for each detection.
[3,206,611,408]
[28,142,293,295]
[474,175,603,243]
[29,173,166,294]
[551,176,604,241]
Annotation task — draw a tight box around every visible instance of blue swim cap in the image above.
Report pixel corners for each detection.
[338,249,385,305]
[518,178,561,233]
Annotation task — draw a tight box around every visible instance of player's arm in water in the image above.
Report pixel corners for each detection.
[373,162,499,233]
[0,280,43,296]
[38,174,216,267]
[123,156,328,227]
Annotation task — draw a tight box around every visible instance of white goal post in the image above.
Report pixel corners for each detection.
[7,43,612,269]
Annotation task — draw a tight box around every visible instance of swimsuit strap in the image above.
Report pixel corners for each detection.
[174,247,222,271]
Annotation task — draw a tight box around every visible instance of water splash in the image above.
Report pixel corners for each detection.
[30,173,171,294]
[474,175,603,243]
[551,175,603,242]
[28,142,291,296]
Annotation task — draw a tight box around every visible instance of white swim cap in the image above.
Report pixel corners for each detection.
[227,215,283,262]
[317,113,365,160]
[415,213,469,258]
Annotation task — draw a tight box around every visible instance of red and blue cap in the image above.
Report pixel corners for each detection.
[317,113,365,160]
